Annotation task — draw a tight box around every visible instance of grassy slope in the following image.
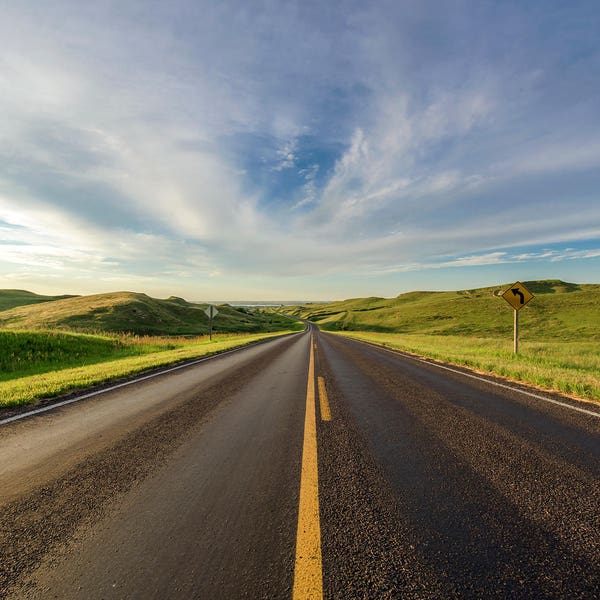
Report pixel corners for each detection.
[0,291,303,408]
[0,330,298,408]
[284,280,600,341]
[0,289,78,311]
[0,291,301,335]
[0,330,126,382]
[283,280,600,402]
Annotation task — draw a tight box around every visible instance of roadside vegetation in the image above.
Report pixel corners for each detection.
[283,280,600,403]
[336,332,600,401]
[0,291,300,336]
[284,280,599,340]
[0,290,304,409]
[0,329,299,409]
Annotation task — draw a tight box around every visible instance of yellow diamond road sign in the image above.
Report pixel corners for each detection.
[502,281,534,311]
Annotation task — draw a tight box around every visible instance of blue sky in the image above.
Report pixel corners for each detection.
[1,1,599,300]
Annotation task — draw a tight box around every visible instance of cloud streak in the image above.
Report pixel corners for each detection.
[1,1,599,298]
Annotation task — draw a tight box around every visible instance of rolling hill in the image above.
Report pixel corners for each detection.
[0,289,78,312]
[0,290,299,335]
[282,280,600,341]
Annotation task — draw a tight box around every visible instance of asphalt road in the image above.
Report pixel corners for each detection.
[1,325,598,599]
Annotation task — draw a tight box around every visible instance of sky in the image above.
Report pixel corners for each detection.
[1,0,599,301]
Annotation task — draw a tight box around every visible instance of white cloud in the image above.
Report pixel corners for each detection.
[551,249,600,261]
[273,139,298,171]
[306,83,498,239]
[372,247,600,276]
[0,1,599,298]
[501,140,600,176]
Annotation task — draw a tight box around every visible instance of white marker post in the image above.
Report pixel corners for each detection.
[204,305,219,341]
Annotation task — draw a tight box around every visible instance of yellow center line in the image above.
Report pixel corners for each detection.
[317,377,331,422]
[293,335,323,599]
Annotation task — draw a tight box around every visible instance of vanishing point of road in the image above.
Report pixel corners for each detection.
[1,324,598,598]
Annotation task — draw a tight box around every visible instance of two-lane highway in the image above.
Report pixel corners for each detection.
[1,325,598,598]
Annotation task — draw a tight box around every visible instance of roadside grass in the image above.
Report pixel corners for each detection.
[1,330,137,381]
[282,280,600,403]
[335,331,600,403]
[0,290,304,336]
[0,329,298,409]
[283,280,600,341]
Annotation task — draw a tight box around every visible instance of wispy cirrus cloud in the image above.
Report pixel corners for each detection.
[1,1,599,299]
[374,247,600,276]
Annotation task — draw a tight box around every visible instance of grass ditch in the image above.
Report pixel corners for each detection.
[0,329,298,409]
[334,332,600,404]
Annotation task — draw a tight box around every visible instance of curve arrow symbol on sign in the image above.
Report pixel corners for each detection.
[501,281,533,313]
[511,288,525,304]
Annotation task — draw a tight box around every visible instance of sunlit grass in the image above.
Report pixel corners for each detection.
[0,330,297,408]
[0,291,304,336]
[335,332,600,402]
[283,281,600,342]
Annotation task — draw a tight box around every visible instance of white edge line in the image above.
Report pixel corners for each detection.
[341,335,600,419]
[0,331,304,427]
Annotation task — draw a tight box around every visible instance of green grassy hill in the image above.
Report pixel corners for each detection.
[283,280,600,341]
[0,289,78,311]
[283,280,600,401]
[0,291,300,336]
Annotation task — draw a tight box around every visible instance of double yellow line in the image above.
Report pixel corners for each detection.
[293,336,331,599]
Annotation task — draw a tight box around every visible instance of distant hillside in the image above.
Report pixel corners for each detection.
[0,289,79,312]
[0,291,300,335]
[282,280,600,341]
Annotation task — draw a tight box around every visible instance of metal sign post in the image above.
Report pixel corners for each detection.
[501,281,533,354]
[204,305,219,341]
